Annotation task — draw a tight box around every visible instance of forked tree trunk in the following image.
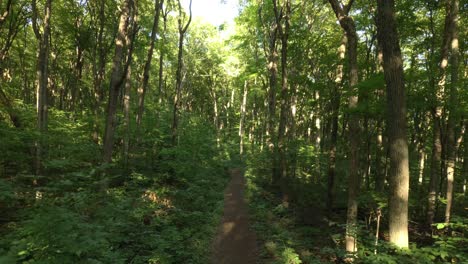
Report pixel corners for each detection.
[377,0,410,248]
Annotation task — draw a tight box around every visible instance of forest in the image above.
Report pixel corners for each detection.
[0,0,466,263]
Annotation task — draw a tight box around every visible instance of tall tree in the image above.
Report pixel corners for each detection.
[102,0,132,163]
[123,4,139,167]
[327,34,345,212]
[171,0,192,145]
[32,0,52,175]
[377,0,410,248]
[158,2,170,105]
[328,0,360,254]
[444,0,459,224]
[276,0,291,194]
[427,0,456,227]
[90,0,108,142]
[258,1,280,184]
[136,0,163,130]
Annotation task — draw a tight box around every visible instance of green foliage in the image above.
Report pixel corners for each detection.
[0,108,229,263]
[245,152,468,264]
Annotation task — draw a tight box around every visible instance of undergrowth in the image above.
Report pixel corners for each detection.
[0,109,232,263]
[244,149,468,264]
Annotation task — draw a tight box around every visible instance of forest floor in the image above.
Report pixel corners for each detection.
[211,168,258,264]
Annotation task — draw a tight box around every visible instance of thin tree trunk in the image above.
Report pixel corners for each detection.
[102,0,132,163]
[375,120,385,191]
[462,122,467,195]
[418,148,426,186]
[239,81,248,155]
[123,11,138,167]
[427,0,455,227]
[364,118,371,190]
[427,112,442,225]
[208,75,220,146]
[92,0,107,143]
[171,0,192,146]
[136,0,162,129]
[123,64,132,167]
[70,13,84,111]
[327,34,345,212]
[158,6,169,105]
[377,0,410,248]
[289,84,298,178]
[32,0,52,175]
[260,2,280,184]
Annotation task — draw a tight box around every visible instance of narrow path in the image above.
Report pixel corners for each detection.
[211,168,257,264]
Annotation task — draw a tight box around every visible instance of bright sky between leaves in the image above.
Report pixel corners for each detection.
[181,0,239,26]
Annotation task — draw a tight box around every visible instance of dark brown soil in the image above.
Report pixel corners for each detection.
[211,168,258,264]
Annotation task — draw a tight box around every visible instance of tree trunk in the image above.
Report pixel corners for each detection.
[276,0,291,194]
[158,6,169,105]
[123,64,132,167]
[377,0,410,248]
[328,0,360,254]
[171,0,192,146]
[32,0,52,175]
[289,84,298,178]
[427,111,442,225]
[462,122,467,195]
[69,13,84,111]
[91,0,107,143]
[261,2,279,184]
[122,11,138,167]
[136,0,162,129]
[327,34,345,212]
[239,81,248,155]
[374,120,385,191]
[427,0,455,227]
[102,0,132,163]
[444,0,459,224]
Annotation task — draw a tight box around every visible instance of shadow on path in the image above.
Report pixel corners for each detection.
[211,168,257,264]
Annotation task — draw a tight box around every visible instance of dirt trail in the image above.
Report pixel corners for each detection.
[211,168,258,264]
